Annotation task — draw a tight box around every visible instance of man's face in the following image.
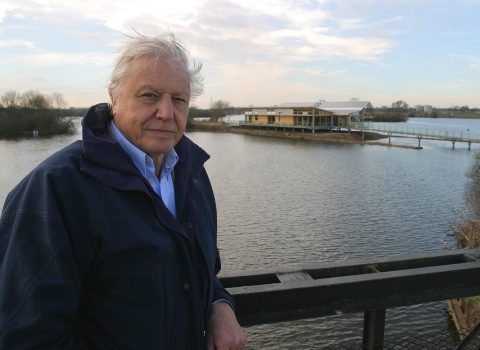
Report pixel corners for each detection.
[111,55,190,161]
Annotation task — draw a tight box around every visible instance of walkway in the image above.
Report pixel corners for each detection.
[351,122,480,149]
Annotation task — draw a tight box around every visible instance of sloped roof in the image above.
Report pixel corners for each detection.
[316,101,369,115]
[318,101,369,111]
[245,101,369,115]
[279,102,321,108]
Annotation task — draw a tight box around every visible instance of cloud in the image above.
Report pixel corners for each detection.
[204,59,334,106]
[451,54,480,70]
[299,68,346,77]
[432,82,461,89]
[2,0,396,63]
[0,39,36,49]
[3,52,112,67]
[339,16,403,31]
[252,29,394,61]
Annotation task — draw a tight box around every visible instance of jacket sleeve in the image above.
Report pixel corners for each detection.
[0,175,86,349]
[212,258,236,311]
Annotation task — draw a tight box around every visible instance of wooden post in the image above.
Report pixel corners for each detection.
[363,308,386,350]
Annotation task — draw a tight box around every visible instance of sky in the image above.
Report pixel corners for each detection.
[0,0,479,109]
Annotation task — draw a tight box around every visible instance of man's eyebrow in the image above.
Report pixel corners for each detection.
[136,84,189,97]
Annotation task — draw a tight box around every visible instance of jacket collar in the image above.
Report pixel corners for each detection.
[79,103,211,238]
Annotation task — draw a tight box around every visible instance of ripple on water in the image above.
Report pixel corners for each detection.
[0,126,473,348]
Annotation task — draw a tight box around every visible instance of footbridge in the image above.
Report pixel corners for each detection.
[351,122,480,149]
[221,249,480,349]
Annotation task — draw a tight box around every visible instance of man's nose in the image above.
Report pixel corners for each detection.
[155,95,174,120]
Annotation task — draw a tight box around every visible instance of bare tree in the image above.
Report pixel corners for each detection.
[364,102,374,113]
[209,99,231,122]
[51,92,67,109]
[51,92,67,115]
[21,90,52,109]
[349,97,359,102]
[1,90,21,108]
[391,100,409,110]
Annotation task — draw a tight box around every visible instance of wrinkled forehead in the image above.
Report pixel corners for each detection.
[133,55,189,84]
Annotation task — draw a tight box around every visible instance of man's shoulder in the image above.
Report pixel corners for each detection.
[8,141,83,195]
[2,141,84,217]
[35,140,83,176]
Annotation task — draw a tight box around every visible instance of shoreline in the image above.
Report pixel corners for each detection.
[186,122,422,150]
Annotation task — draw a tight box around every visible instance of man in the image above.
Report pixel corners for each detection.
[0,33,247,349]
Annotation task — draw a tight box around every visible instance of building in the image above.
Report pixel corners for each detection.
[424,105,432,113]
[243,101,370,132]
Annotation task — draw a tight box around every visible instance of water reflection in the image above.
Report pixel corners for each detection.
[186,131,473,348]
[0,119,476,348]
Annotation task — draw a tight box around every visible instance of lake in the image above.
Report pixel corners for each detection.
[0,117,477,348]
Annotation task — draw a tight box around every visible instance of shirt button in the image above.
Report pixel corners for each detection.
[186,223,193,228]
[183,283,190,290]
[193,179,198,184]
[148,178,154,184]
[145,158,150,163]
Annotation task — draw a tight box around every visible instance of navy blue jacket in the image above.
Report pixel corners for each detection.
[0,103,233,349]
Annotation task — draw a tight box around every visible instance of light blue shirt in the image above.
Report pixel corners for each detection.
[110,121,178,218]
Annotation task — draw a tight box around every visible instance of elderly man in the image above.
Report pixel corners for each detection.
[0,33,247,349]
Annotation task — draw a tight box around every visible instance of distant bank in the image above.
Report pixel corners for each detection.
[185,120,426,150]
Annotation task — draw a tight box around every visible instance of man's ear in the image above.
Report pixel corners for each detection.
[109,91,117,116]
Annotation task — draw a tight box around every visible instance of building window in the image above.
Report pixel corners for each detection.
[255,116,258,121]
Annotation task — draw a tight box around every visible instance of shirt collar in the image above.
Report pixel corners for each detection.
[109,121,178,178]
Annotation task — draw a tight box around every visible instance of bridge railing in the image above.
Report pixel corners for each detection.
[219,249,480,349]
[351,122,480,142]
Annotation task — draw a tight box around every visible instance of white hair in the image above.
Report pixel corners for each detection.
[108,32,204,101]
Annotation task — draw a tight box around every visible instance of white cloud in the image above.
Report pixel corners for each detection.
[3,52,112,67]
[2,0,396,63]
[451,54,480,70]
[299,68,346,77]
[205,59,334,106]
[339,16,403,31]
[432,82,461,89]
[0,39,36,49]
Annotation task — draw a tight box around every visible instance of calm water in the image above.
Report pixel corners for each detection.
[0,117,477,348]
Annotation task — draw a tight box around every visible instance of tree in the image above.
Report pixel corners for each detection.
[391,100,409,110]
[1,90,21,108]
[209,99,231,122]
[349,97,359,102]
[51,92,67,113]
[188,105,200,119]
[365,102,374,113]
[460,106,470,114]
[20,90,52,109]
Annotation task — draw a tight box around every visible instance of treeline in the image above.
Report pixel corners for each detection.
[367,100,409,122]
[0,90,76,137]
[188,99,243,121]
[365,100,480,122]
